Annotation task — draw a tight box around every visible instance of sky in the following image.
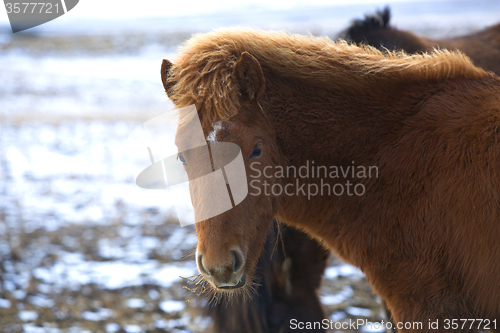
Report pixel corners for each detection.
[0,0,434,23]
[0,0,498,38]
[0,0,422,22]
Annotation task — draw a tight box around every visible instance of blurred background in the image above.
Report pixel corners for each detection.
[0,0,499,332]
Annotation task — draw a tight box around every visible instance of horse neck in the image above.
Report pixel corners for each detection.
[265,74,433,170]
[263,72,436,241]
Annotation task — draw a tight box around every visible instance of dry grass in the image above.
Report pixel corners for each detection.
[0,203,386,333]
[0,212,203,333]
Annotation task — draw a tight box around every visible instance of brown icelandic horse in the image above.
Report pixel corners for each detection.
[162,45,330,331]
[341,7,500,75]
[203,221,329,333]
[161,29,500,331]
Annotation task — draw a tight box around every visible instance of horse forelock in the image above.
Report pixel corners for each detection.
[167,42,242,127]
[167,28,488,126]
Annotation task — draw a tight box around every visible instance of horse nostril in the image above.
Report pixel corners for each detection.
[231,249,244,273]
[197,253,209,276]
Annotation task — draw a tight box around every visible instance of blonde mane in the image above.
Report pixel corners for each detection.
[167,28,488,121]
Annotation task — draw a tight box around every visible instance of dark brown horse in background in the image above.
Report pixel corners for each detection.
[162,28,500,332]
[204,221,329,333]
[341,7,500,75]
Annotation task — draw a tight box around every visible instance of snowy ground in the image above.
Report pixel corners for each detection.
[0,1,498,332]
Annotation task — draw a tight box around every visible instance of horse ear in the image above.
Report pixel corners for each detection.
[161,59,175,97]
[234,52,265,101]
[380,6,391,27]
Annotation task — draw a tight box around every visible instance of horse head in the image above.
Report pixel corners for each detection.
[161,52,282,294]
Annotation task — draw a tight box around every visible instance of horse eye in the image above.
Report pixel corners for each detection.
[249,144,262,160]
[178,152,187,165]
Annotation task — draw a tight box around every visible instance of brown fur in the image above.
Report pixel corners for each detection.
[163,28,500,332]
[342,7,500,75]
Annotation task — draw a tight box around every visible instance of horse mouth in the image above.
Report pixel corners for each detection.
[217,273,246,290]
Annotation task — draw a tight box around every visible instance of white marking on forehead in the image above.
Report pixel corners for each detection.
[206,120,224,142]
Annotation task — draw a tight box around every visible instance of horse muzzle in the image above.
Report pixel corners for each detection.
[196,248,247,289]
